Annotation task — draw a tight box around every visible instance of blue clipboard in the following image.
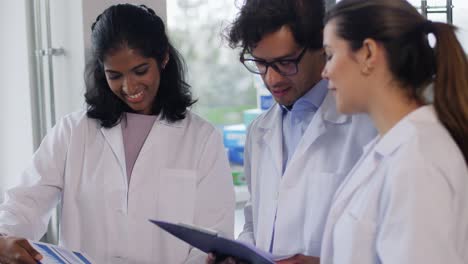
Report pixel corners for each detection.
[149,219,275,264]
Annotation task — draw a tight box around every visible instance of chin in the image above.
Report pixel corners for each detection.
[129,102,151,113]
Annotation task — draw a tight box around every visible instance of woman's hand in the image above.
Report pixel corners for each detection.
[0,236,42,264]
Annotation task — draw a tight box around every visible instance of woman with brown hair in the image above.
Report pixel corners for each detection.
[320,0,468,263]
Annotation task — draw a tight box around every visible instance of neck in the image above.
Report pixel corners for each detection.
[368,83,422,136]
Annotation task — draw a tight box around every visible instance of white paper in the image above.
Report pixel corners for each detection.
[29,241,94,264]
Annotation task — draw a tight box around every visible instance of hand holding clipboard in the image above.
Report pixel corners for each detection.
[149,219,276,264]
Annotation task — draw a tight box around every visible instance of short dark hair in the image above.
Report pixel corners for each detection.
[227,0,325,52]
[85,4,196,128]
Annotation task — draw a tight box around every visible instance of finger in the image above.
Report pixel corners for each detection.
[276,259,296,264]
[214,253,229,263]
[206,253,216,264]
[16,240,42,261]
[10,246,38,264]
[276,258,294,264]
[232,257,249,264]
[213,256,235,264]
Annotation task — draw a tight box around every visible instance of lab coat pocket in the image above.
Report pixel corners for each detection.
[333,212,378,264]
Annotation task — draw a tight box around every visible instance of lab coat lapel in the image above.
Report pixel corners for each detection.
[134,117,183,174]
[136,116,178,157]
[332,114,412,208]
[101,123,127,184]
[258,104,284,178]
[287,91,349,169]
[331,139,379,209]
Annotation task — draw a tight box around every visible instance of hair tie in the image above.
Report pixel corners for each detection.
[139,4,157,17]
[421,20,435,34]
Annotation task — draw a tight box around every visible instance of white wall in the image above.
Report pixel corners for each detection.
[0,0,35,199]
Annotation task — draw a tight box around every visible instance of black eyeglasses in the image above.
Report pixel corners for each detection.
[240,48,307,76]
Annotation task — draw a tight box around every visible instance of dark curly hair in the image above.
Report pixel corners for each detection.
[85,4,196,128]
[227,0,325,52]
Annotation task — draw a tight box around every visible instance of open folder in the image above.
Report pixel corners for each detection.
[149,219,276,264]
[29,240,94,264]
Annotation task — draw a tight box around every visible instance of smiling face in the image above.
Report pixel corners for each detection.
[250,26,325,107]
[321,20,371,114]
[103,46,163,115]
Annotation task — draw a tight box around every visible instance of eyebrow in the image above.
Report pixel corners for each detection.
[251,50,300,61]
[105,62,149,73]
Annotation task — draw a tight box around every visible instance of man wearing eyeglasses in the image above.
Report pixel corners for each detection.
[206,0,375,263]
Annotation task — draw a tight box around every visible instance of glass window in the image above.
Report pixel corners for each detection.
[413,0,468,52]
[453,0,468,52]
[168,1,256,237]
[167,0,256,126]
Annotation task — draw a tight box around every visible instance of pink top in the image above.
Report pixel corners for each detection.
[121,112,157,184]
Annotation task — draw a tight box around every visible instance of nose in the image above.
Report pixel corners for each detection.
[122,75,136,94]
[264,66,285,88]
[321,65,328,80]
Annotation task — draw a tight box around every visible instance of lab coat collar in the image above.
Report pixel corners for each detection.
[156,116,185,128]
[122,112,185,128]
[331,106,432,208]
[256,86,350,177]
[257,105,284,176]
[374,106,432,157]
[101,122,127,184]
[281,79,350,125]
[280,79,328,113]
[287,91,349,165]
[257,87,349,131]
[100,114,186,184]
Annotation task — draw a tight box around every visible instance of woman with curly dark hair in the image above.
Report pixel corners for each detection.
[0,4,234,263]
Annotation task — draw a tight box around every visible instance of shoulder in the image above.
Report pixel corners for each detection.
[405,108,464,172]
[48,111,95,134]
[177,111,218,135]
[165,111,222,147]
[53,110,103,135]
[384,114,466,195]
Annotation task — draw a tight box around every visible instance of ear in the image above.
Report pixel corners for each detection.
[357,38,379,76]
[161,52,170,69]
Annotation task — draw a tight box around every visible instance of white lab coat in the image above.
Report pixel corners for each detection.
[321,106,468,264]
[0,111,235,264]
[238,91,377,257]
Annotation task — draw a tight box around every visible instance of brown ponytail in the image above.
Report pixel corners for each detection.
[432,23,468,163]
[326,0,468,163]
